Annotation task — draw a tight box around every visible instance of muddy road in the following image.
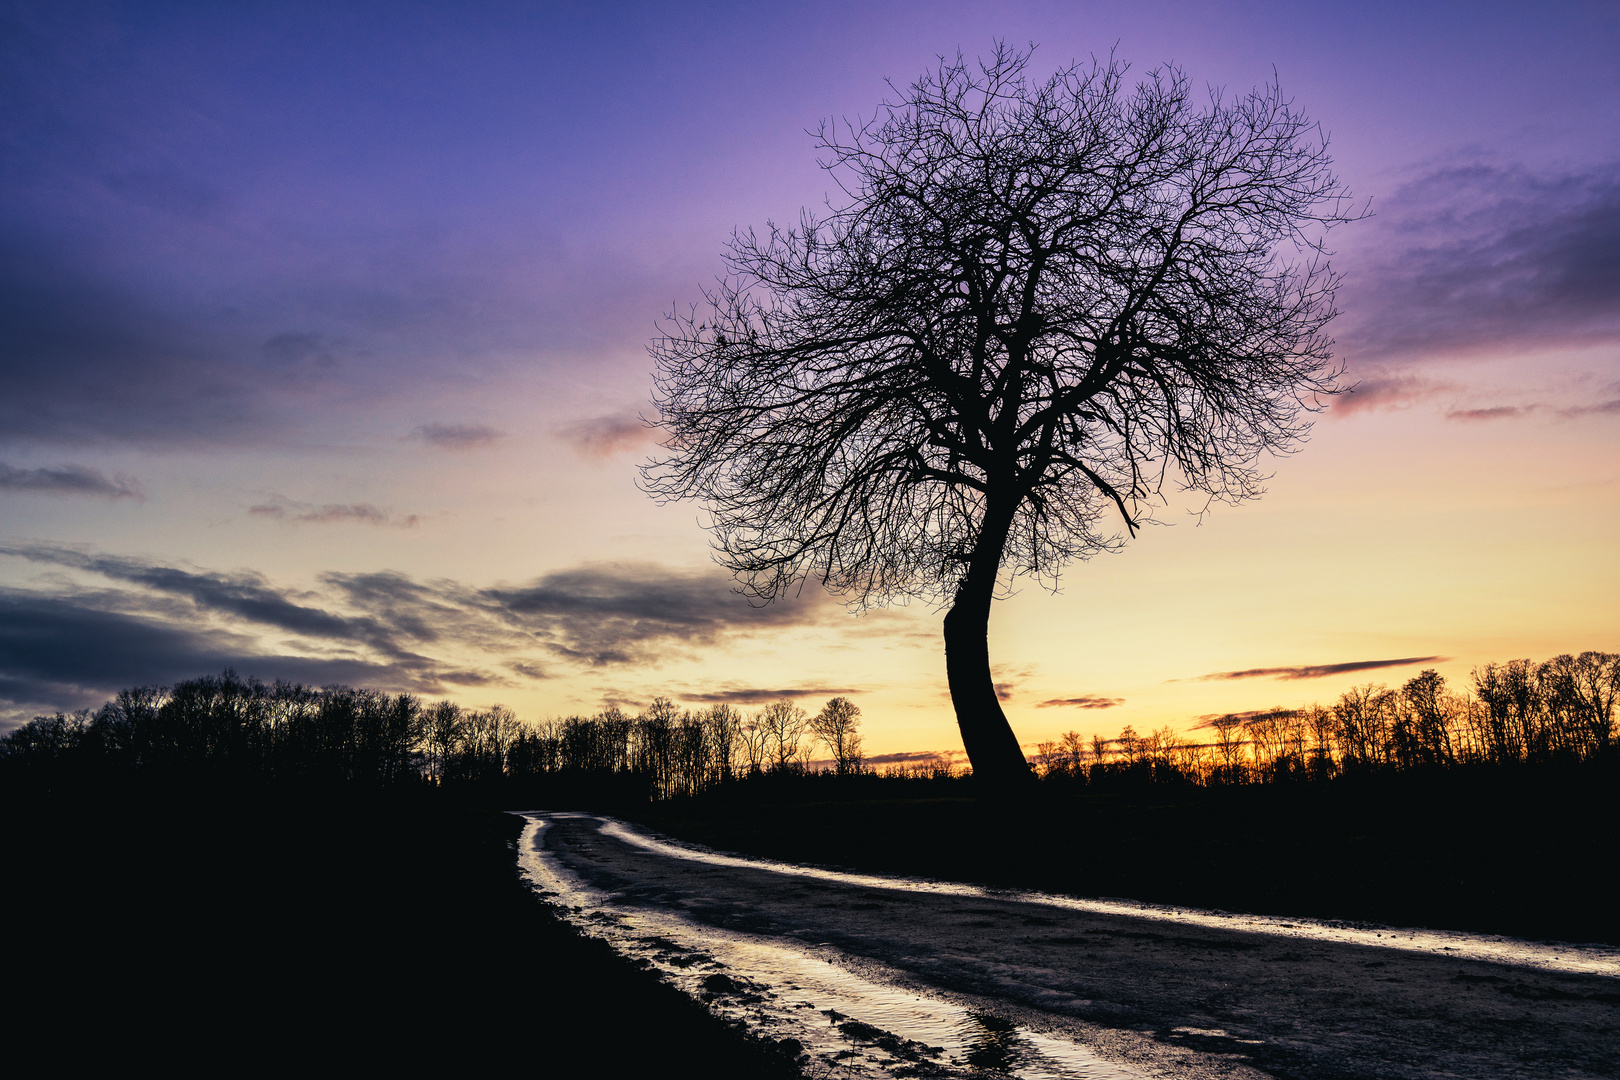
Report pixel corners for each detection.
[518,812,1620,1079]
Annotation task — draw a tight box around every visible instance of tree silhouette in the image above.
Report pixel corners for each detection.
[758,698,810,772]
[649,46,1354,782]
[810,696,863,774]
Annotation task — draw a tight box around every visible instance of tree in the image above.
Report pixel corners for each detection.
[1211,715,1247,779]
[644,45,1355,784]
[757,698,809,772]
[810,696,863,774]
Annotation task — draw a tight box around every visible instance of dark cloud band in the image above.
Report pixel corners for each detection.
[676,686,862,705]
[1193,656,1444,682]
[0,545,842,722]
[0,462,142,498]
[410,423,503,450]
[1341,162,1620,362]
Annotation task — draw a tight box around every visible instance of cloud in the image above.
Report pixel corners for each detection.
[1034,696,1124,709]
[1558,399,1620,419]
[863,749,966,767]
[0,462,142,498]
[1189,709,1295,729]
[0,543,421,660]
[410,423,503,450]
[1191,656,1444,682]
[262,332,340,368]
[0,233,272,449]
[248,495,420,528]
[0,589,418,726]
[1331,373,1453,417]
[0,546,846,720]
[1340,161,1620,362]
[1446,405,1536,422]
[484,563,837,666]
[559,413,654,458]
[676,685,861,706]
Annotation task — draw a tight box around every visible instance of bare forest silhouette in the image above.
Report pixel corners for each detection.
[6,652,1618,959]
[5,652,1615,798]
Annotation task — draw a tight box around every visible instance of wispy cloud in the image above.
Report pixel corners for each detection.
[1190,708,1296,728]
[0,462,142,498]
[1332,373,1452,416]
[1034,695,1124,709]
[0,545,847,720]
[0,543,421,660]
[559,413,654,458]
[863,749,966,767]
[1558,398,1620,419]
[484,563,838,666]
[1341,161,1620,363]
[249,495,420,528]
[0,590,420,725]
[1446,405,1536,422]
[677,685,861,706]
[409,423,503,450]
[1191,656,1444,682]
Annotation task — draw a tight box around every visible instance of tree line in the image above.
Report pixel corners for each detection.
[0,670,865,798]
[1033,652,1618,785]
[5,651,1613,798]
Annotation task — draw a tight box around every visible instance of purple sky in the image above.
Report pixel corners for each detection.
[2,1,1617,745]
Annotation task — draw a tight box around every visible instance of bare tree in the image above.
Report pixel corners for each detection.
[1059,730,1088,776]
[702,703,744,782]
[1211,715,1247,779]
[643,45,1355,784]
[809,696,864,774]
[422,700,464,785]
[757,699,809,773]
[738,716,770,776]
[1398,669,1452,768]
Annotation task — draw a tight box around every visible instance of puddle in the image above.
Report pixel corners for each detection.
[587,814,1620,979]
[516,812,1142,1079]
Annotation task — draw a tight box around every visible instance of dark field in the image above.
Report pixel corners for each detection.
[622,765,1620,945]
[6,797,803,1077]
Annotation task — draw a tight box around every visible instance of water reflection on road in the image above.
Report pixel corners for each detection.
[515,812,1144,1080]
[590,815,1620,979]
[515,811,1620,1080]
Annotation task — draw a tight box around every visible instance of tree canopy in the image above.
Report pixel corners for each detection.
[643,45,1357,781]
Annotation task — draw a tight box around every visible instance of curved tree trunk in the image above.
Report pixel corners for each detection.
[943,500,1033,786]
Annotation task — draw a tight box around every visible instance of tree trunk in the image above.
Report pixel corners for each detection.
[943,502,1033,787]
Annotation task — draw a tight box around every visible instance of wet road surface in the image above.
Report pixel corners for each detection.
[519,812,1620,1079]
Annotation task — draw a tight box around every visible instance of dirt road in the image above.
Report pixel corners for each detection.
[527,812,1619,1079]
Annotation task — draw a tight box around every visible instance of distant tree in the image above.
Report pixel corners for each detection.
[1397,669,1451,768]
[738,716,771,776]
[1566,652,1619,756]
[702,703,744,782]
[809,696,863,774]
[1211,715,1247,779]
[1333,684,1392,769]
[1303,704,1336,777]
[1116,725,1142,766]
[635,697,681,796]
[423,701,465,784]
[644,45,1356,783]
[757,699,810,773]
[1059,730,1088,777]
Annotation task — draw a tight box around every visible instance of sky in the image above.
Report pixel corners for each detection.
[2,0,1617,759]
